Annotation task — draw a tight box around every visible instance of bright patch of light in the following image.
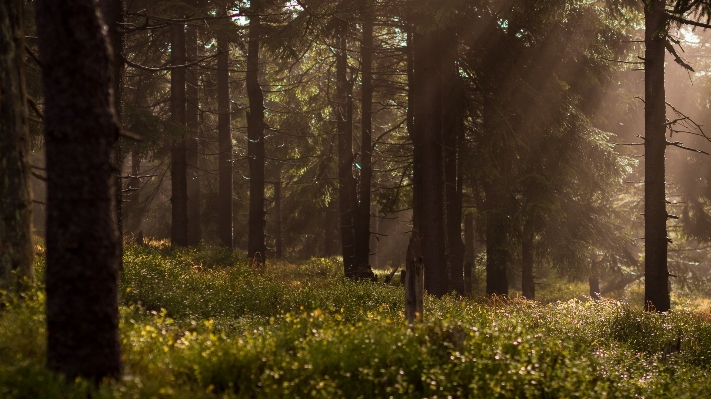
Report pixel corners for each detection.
[680,27,701,44]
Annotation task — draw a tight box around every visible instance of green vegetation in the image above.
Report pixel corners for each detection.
[3,244,711,398]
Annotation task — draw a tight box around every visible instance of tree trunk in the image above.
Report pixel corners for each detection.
[644,0,669,312]
[0,0,34,289]
[370,204,379,269]
[186,23,201,246]
[247,1,266,264]
[274,165,283,258]
[170,24,188,247]
[335,21,357,277]
[521,224,534,300]
[406,26,420,234]
[463,212,475,295]
[413,28,448,297]
[216,23,233,249]
[483,95,509,297]
[443,29,464,295]
[38,0,121,378]
[405,232,424,322]
[126,147,141,233]
[354,0,375,277]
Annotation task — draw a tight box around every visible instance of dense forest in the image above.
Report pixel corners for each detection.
[7,0,711,397]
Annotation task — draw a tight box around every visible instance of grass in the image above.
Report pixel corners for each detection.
[2,243,711,398]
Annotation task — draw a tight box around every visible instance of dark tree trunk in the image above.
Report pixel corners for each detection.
[406,27,419,233]
[644,0,669,312]
[443,29,464,295]
[247,2,266,264]
[335,21,357,277]
[170,24,188,247]
[370,205,379,269]
[589,260,601,300]
[274,165,283,258]
[0,0,34,289]
[412,28,448,297]
[354,0,375,277]
[37,0,121,379]
[127,146,141,232]
[216,29,233,250]
[463,212,475,295]
[186,24,201,246]
[521,224,534,300]
[483,95,509,297]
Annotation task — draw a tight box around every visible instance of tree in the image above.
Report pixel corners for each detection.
[0,0,34,289]
[171,23,189,247]
[186,17,202,246]
[37,0,122,378]
[247,0,267,264]
[216,6,233,250]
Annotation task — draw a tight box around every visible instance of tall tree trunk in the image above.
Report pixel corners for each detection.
[0,0,34,289]
[370,205,379,269]
[354,0,375,276]
[335,21,357,277]
[127,146,141,233]
[216,24,233,249]
[247,1,266,264]
[463,212,475,295]
[644,0,669,312]
[412,28,448,297]
[170,24,188,247]
[186,23,201,246]
[521,222,534,300]
[38,0,121,378]
[274,165,283,258]
[101,0,124,266]
[406,26,419,233]
[483,95,509,296]
[443,29,464,295]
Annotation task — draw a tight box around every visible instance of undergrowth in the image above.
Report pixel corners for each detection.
[2,243,711,398]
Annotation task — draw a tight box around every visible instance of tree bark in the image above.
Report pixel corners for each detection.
[521,223,535,300]
[37,0,121,379]
[274,165,283,258]
[644,0,670,312]
[170,24,188,247]
[247,1,266,264]
[186,23,201,246]
[483,94,509,297]
[354,0,375,277]
[463,212,475,295]
[216,24,233,250]
[0,0,33,289]
[405,232,424,322]
[370,204,379,269]
[412,28,448,297]
[335,21,357,277]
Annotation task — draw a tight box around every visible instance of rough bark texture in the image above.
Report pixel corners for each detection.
[170,24,188,247]
[413,28,448,297]
[335,21,357,277]
[354,0,374,276]
[0,0,34,289]
[644,0,670,312]
[186,24,201,246]
[521,226,535,300]
[216,28,233,249]
[247,2,266,264]
[37,0,122,379]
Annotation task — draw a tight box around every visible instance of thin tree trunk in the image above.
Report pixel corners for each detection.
[186,23,201,246]
[216,22,233,249]
[354,0,375,277]
[335,21,357,277]
[0,0,33,289]
[406,26,419,233]
[127,146,141,233]
[170,24,188,247]
[464,212,475,295]
[644,0,669,312]
[521,223,534,300]
[413,28,448,297]
[38,0,121,378]
[370,204,379,269]
[483,95,509,296]
[247,1,266,264]
[274,165,283,258]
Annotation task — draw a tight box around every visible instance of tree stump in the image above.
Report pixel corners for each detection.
[405,232,424,322]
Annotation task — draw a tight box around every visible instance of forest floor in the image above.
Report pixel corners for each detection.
[2,243,711,398]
